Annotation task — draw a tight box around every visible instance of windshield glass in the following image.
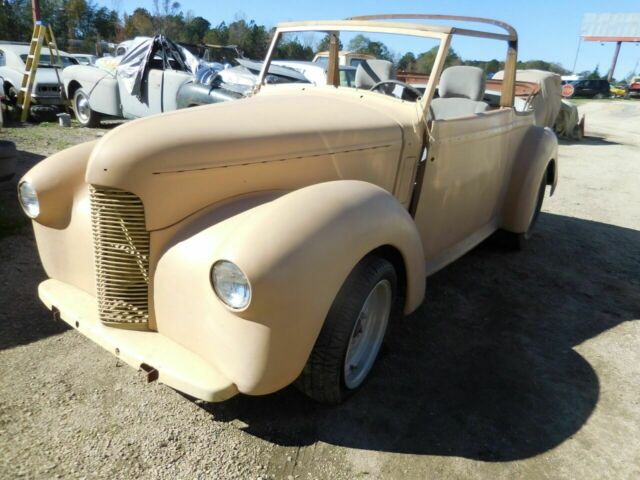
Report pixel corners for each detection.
[20,54,78,68]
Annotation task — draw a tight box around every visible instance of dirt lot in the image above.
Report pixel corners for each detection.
[1,102,639,479]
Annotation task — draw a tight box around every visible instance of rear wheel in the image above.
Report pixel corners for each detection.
[296,255,398,404]
[73,88,101,127]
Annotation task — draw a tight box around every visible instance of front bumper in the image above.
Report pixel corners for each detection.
[38,279,238,402]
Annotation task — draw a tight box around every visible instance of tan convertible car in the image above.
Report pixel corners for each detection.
[18,15,558,404]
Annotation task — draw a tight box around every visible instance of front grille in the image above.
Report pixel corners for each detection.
[36,84,61,96]
[90,186,150,326]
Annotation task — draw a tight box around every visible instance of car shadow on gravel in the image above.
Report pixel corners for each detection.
[197,212,640,462]
[559,135,619,147]
[0,149,72,350]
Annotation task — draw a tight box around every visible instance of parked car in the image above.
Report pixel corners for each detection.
[179,57,360,109]
[628,76,640,98]
[0,41,77,117]
[176,57,310,108]
[19,14,558,405]
[63,36,199,126]
[313,50,375,68]
[71,53,97,65]
[566,78,610,99]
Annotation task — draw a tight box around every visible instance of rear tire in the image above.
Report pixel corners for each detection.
[295,255,398,404]
[73,88,101,127]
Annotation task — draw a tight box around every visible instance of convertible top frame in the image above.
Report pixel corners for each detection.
[258,14,518,111]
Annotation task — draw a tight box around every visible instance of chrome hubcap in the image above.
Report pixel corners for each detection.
[343,279,392,389]
[76,94,90,122]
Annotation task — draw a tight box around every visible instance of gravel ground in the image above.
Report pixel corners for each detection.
[0,103,639,479]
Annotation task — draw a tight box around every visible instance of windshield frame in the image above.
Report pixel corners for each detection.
[258,17,518,116]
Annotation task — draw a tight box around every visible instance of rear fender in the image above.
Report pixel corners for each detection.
[500,126,558,233]
[153,180,425,395]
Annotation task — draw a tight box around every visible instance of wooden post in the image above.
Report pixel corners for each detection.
[607,41,622,82]
[327,32,340,87]
[31,0,41,23]
[500,39,518,108]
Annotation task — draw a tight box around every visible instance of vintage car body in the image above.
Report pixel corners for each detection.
[0,42,76,110]
[63,36,198,126]
[20,15,558,404]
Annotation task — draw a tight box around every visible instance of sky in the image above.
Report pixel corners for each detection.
[99,0,640,79]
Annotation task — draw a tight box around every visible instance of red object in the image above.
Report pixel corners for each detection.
[562,84,575,98]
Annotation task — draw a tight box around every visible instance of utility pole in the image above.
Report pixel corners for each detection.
[31,0,41,23]
[607,41,622,82]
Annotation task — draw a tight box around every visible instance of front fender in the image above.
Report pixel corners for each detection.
[64,65,120,116]
[153,180,425,395]
[500,126,558,233]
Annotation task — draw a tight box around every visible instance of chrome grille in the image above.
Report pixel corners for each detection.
[90,186,149,326]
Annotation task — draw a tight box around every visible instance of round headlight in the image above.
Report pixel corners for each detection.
[18,181,40,218]
[211,260,251,310]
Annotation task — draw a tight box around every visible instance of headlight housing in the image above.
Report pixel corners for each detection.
[18,181,40,218]
[211,260,251,310]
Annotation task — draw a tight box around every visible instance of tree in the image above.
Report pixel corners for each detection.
[124,8,154,37]
[347,34,393,61]
[276,39,314,60]
[316,33,343,52]
[586,65,602,79]
[182,16,210,43]
[397,52,416,71]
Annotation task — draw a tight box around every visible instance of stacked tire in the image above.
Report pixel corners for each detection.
[0,140,17,182]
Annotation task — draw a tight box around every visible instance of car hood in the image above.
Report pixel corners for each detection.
[86,87,407,230]
[30,67,65,85]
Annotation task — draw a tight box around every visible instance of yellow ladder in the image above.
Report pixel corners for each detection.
[17,21,68,122]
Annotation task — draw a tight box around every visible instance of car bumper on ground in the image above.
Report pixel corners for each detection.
[38,279,239,402]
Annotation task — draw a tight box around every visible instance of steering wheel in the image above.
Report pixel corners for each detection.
[369,80,423,99]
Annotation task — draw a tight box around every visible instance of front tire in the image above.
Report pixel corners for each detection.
[296,255,398,404]
[73,88,101,127]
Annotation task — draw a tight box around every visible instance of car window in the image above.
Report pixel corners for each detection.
[349,58,366,68]
[314,56,329,68]
[340,68,356,87]
[20,54,78,68]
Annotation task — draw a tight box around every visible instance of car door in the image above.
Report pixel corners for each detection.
[161,69,193,112]
[117,43,167,120]
[412,109,512,273]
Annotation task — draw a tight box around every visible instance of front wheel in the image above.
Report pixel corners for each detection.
[295,255,398,404]
[73,88,101,127]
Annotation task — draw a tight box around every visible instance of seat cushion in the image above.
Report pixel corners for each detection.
[439,66,486,101]
[430,97,488,120]
[355,60,395,90]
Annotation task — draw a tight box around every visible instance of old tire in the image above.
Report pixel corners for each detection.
[503,174,547,250]
[73,89,101,127]
[296,255,398,404]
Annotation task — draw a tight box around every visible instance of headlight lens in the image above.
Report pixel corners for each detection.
[18,181,40,218]
[211,260,251,310]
